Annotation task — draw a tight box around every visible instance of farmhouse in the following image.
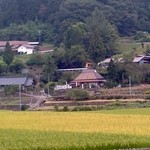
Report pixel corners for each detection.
[98,58,124,68]
[0,76,34,91]
[71,69,106,89]
[98,58,114,68]
[17,44,35,54]
[0,41,28,52]
[133,55,150,64]
[0,41,39,54]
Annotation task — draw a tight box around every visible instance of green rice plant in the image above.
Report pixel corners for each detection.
[0,109,150,149]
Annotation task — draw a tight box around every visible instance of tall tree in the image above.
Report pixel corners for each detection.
[85,8,117,62]
[65,45,88,68]
[107,59,117,81]
[43,55,57,81]
[3,41,14,66]
[64,23,86,49]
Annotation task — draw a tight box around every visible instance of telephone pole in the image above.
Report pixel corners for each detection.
[47,74,50,97]
[38,30,41,46]
[19,84,22,111]
[129,76,132,96]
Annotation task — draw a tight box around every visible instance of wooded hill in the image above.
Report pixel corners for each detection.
[0,0,149,64]
[0,0,149,40]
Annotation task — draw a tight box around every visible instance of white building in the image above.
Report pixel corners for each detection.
[17,44,35,54]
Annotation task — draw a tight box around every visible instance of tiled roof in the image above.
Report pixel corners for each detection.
[0,41,28,47]
[72,69,105,83]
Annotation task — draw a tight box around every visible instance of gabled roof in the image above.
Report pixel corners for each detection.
[102,58,112,63]
[20,44,34,49]
[133,55,150,63]
[98,58,114,66]
[0,77,33,86]
[0,41,28,47]
[133,55,145,63]
[71,69,105,83]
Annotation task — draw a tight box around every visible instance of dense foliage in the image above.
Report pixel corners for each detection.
[0,0,149,36]
[0,0,150,86]
[0,0,149,63]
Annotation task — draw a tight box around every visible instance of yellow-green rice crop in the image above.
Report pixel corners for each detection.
[0,108,150,150]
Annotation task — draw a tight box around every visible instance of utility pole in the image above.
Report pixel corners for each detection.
[19,84,22,111]
[129,76,132,96]
[47,74,50,97]
[38,30,41,46]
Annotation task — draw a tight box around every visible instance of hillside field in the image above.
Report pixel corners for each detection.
[1,109,150,150]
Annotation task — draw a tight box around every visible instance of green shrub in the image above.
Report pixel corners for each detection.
[114,95,123,99]
[4,85,18,96]
[63,106,69,111]
[106,95,114,100]
[54,105,59,111]
[27,53,45,66]
[66,89,89,101]
[72,106,93,111]
[21,105,29,111]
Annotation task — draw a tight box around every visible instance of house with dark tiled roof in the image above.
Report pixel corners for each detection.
[98,58,113,68]
[71,69,106,89]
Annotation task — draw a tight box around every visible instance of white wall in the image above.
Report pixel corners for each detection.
[54,84,72,90]
[18,46,34,54]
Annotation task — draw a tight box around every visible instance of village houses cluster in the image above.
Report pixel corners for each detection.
[0,40,150,92]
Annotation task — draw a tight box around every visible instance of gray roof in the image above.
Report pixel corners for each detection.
[0,77,33,86]
[24,77,33,86]
[133,55,144,63]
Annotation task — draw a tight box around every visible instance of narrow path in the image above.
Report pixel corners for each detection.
[21,93,48,110]
[44,98,150,107]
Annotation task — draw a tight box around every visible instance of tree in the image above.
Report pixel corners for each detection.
[9,59,24,73]
[52,46,88,69]
[85,7,118,63]
[107,59,117,81]
[43,55,57,82]
[84,31,105,63]
[27,53,45,66]
[65,45,88,68]
[64,23,86,49]
[3,41,14,66]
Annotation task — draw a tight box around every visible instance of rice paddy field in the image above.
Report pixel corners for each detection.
[1,109,150,150]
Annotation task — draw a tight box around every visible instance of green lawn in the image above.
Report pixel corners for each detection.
[115,40,150,58]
